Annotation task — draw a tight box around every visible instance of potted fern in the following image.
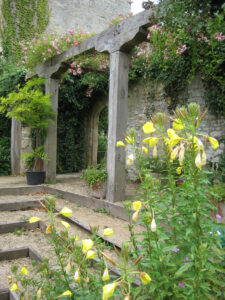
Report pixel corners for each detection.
[81,164,107,199]
[0,78,54,184]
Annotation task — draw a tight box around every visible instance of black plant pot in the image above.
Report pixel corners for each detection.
[26,171,46,185]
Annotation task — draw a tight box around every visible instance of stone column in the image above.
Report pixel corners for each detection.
[44,78,59,182]
[106,50,130,202]
[11,118,22,174]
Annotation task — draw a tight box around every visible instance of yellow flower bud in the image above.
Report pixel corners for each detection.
[65,261,71,274]
[149,137,159,147]
[176,167,182,175]
[171,146,179,161]
[45,224,52,234]
[102,268,110,281]
[60,221,70,231]
[59,207,72,217]
[132,210,140,222]
[195,152,202,169]
[29,217,41,223]
[172,119,184,130]
[140,272,152,284]
[201,150,207,165]
[153,145,157,158]
[86,250,95,259]
[178,144,185,166]
[116,141,125,147]
[124,294,131,300]
[20,267,28,275]
[151,218,157,232]
[103,228,114,237]
[58,290,72,298]
[6,275,12,284]
[132,201,142,211]
[126,154,134,166]
[208,137,219,150]
[37,288,42,299]
[102,283,117,300]
[75,235,79,241]
[142,121,156,134]
[74,269,80,283]
[82,239,94,253]
[11,283,18,291]
[142,146,148,154]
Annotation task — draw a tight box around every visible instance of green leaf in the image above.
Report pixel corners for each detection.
[175,263,193,277]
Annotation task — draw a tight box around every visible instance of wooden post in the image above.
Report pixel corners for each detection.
[44,78,59,182]
[106,50,130,202]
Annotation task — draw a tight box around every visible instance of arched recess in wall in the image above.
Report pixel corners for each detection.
[85,95,108,167]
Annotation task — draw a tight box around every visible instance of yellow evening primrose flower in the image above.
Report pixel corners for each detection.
[58,290,72,298]
[60,221,70,231]
[116,141,125,147]
[75,235,79,241]
[7,275,12,284]
[195,152,202,169]
[102,268,110,281]
[151,218,157,232]
[132,210,140,222]
[132,201,142,211]
[126,154,134,166]
[173,119,184,130]
[103,228,114,237]
[193,137,204,150]
[74,269,81,283]
[20,267,28,275]
[142,121,156,134]
[149,137,159,147]
[140,272,152,285]
[45,224,52,234]
[208,136,219,150]
[37,287,42,299]
[82,239,94,253]
[167,129,181,146]
[176,167,182,175]
[86,250,96,259]
[102,282,117,300]
[142,146,148,154]
[59,207,72,218]
[11,283,18,291]
[29,217,41,223]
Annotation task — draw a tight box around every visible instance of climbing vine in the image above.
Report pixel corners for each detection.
[0,0,49,59]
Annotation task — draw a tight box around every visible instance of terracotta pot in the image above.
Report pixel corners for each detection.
[92,182,106,199]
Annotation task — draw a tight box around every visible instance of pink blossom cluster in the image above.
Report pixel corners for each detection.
[176,44,187,55]
[214,32,225,42]
[136,43,152,63]
[17,30,92,69]
[108,12,133,28]
[69,61,83,76]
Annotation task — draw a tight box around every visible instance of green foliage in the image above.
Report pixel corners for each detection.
[21,146,48,171]
[57,73,108,174]
[0,0,49,59]
[0,78,54,130]
[0,136,10,175]
[81,164,107,188]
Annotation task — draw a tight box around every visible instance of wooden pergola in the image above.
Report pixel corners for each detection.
[11,9,156,202]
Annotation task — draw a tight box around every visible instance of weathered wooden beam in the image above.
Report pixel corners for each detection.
[0,221,39,234]
[0,200,42,211]
[0,247,29,261]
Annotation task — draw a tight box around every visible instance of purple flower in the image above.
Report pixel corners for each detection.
[208,258,214,262]
[178,282,186,288]
[172,248,180,253]
[216,214,222,219]
[184,257,189,261]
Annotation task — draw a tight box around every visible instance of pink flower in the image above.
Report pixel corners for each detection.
[164,55,169,60]
[66,37,71,43]
[73,71,77,76]
[69,30,75,36]
[74,41,78,47]
[172,248,180,253]
[178,283,185,288]
[23,47,28,51]
[137,51,142,57]
[47,48,52,53]
[57,51,61,55]
[214,32,225,42]
[77,68,82,74]
[216,214,222,219]
[16,63,20,66]
[147,33,151,40]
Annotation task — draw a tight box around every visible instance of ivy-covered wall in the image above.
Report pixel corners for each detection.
[0,0,49,59]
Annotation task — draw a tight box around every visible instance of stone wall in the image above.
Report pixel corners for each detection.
[47,0,130,34]
[126,76,225,180]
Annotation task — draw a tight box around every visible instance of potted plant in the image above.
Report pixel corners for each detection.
[81,164,107,199]
[0,77,54,184]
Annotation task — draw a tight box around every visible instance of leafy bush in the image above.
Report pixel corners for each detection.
[81,164,107,188]
[0,136,10,175]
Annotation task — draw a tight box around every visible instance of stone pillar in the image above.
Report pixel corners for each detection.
[106,51,130,202]
[44,78,59,182]
[11,118,22,174]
